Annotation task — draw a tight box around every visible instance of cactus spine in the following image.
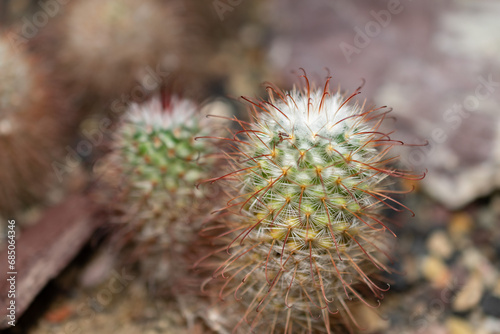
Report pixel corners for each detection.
[199,76,422,333]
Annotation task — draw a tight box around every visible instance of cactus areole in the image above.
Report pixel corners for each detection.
[199,74,424,333]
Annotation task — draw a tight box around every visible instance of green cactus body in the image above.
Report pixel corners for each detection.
[104,95,218,291]
[201,77,422,333]
[120,98,208,211]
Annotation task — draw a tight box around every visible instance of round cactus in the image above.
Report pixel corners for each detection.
[198,75,423,333]
[58,0,185,97]
[0,34,67,217]
[99,94,221,293]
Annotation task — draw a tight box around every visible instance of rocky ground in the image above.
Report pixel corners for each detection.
[3,187,499,334]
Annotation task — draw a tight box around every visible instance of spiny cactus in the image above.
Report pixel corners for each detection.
[198,75,423,333]
[58,0,185,97]
[0,34,66,218]
[99,94,221,293]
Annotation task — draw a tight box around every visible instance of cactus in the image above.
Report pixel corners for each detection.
[100,94,220,293]
[198,75,423,333]
[0,34,66,217]
[58,0,185,97]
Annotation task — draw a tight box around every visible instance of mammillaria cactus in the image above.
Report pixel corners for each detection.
[99,94,221,293]
[198,74,423,333]
[0,34,66,217]
[57,0,185,97]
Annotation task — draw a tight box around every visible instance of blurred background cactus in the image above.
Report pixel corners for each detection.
[95,94,222,295]
[0,34,76,224]
[54,0,185,99]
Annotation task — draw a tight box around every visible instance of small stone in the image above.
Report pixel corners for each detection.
[494,279,500,297]
[423,324,448,334]
[461,249,497,288]
[462,248,485,269]
[478,207,497,229]
[453,272,484,312]
[481,293,500,318]
[481,317,500,333]
[156,319,170,330]
[79,250,116,288]
[421,255,451,288]
[448,212,473,240]
[427,230,454,259]
[44,304,74,324]
[446,317,474,334]
[351,304,389,332]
